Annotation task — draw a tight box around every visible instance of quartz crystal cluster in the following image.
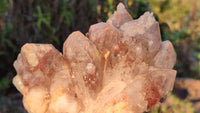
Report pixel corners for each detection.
[13,3,176,113]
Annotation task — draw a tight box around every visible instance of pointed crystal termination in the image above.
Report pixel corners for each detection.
[13,3,176,113]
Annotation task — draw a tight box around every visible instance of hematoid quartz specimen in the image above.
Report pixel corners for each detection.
[13,3,176,113]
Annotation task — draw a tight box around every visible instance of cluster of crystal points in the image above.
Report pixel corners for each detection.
[13,3,176,113]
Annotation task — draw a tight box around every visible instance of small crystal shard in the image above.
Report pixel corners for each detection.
[13,3,176,113]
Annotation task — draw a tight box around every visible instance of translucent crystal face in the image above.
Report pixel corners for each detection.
[13,3,176,113]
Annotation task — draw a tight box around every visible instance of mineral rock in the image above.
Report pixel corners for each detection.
[13,3,177,113]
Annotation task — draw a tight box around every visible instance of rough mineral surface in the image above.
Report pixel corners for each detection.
[13,3,177,113]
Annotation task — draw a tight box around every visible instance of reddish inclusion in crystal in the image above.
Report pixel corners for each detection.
[83,73,98,90]
[125,55,135,63]
[146,85,161,109]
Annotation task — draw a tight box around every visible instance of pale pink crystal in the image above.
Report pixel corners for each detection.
[106,3,133,28]
[13,3,176,113]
